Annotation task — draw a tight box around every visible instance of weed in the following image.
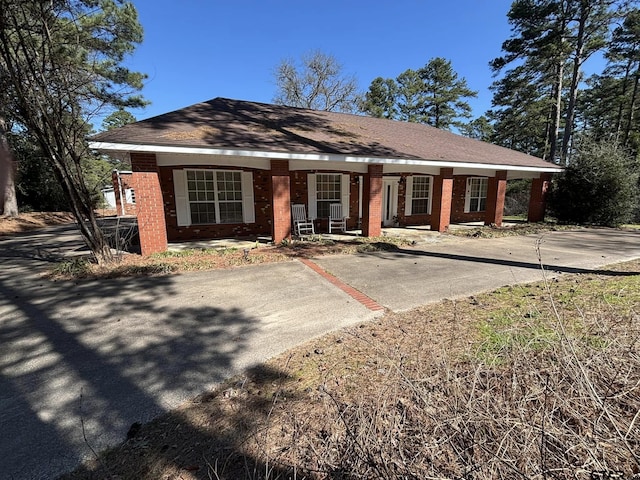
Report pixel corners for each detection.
[51,257,92,277]
[112,262,176,276]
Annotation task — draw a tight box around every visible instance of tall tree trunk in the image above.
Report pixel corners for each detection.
[549,60,564,163]
[623,70,640,147]
[0,116,18,217]
[43,139,113,265]
[615,61,632,143]
[561,1,588,163]
[542,105,553,161]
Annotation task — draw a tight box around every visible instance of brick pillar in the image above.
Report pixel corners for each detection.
[362,164,383,237]
[485,170,508,226]
[270,159,291,243]
[430,168,454,232]
[528,173,552,223]
[131,152,167,255]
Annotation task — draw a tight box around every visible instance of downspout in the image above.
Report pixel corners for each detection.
[358,175,363,230]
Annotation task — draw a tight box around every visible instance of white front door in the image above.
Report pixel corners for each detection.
[381,177,399,226]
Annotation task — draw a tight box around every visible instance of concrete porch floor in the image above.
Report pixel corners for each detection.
[167,221,523,251]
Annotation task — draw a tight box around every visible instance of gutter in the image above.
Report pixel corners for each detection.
[91,142,564,174]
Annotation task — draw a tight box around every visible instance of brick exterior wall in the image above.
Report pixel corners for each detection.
[361,172,510,230]
[388,174,430,227]
[528,173,551,222]
[159,166,272,242]
[131,153,167,255]
[451,176,487,223]
[290,171,359,232]
[362,165,383,237]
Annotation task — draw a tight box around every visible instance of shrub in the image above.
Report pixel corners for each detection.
[550,137,638,226]
[504,178,532,216]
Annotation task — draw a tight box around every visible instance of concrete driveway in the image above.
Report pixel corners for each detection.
[313,228,640,311]
[0,225,639,479]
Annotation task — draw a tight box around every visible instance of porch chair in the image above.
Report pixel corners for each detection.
[291,204,315,236]
[328,203,347,233]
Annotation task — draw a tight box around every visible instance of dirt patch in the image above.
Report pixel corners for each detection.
[0,212,76,235]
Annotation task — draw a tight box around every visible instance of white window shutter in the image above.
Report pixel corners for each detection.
[341,174,350,217]
[464,178,472,213]
[358,175,363,220]
[307,173,317,219]
[173,169,190,226]
[241,171,255,223]
[405,176,413,216]
[428,176,433,214]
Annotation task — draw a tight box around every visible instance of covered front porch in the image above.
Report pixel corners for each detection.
[126,153,555,255]
[269,159,553,245]
[166,220,528,253]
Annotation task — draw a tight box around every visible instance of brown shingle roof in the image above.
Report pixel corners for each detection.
[91,97,556,169]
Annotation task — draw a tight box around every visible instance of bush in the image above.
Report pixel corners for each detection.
[504,178,531,216]
[550,138,638,227]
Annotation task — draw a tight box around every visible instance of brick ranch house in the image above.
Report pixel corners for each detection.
[89,98,562,255]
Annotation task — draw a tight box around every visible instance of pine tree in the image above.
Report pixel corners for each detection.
[418,57,477,130]
[488,64,553,157]
[359,77,398,119]
[0,0,147,263]
[491,0,617,163]
[459,116,494,141]
[395,69,426,123]
[578,8,640,154]
[608,8,640,147]
[361,58,477,131]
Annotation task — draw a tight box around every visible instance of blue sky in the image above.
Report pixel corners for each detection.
[121,1,526,123]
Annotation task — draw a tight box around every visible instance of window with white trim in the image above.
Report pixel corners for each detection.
[411,176,431,214]
[186,169,243,224]
[466,177,488,212]
[125,188,136,205]
[316,173,341,218]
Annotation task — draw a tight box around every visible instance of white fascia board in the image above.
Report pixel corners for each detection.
[89,142,563,174]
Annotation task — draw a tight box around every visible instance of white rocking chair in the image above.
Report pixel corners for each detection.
[291,204,315,236]
[328,203,347,233]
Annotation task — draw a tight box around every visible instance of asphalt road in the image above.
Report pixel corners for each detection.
[1,225,639,479]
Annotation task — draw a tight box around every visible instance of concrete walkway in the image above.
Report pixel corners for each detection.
[0,225,639,479]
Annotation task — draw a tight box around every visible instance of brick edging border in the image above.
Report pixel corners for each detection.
[298,258,385,312]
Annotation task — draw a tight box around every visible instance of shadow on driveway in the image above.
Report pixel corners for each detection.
[382,247,640,277]
[0,225,290,479]
[0,223,375,480]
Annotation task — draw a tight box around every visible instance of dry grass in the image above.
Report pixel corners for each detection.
[62,259,640,480]
[451,222,640,239]
[449,221,578,239]
[46,236,414,280]
[0,211,76,235]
